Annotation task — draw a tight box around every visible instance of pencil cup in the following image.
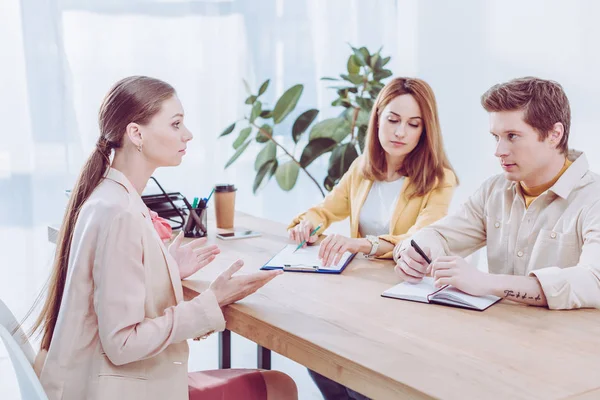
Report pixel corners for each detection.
[183,206,208,238]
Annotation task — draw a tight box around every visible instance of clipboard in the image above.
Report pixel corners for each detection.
[261,244,355,274]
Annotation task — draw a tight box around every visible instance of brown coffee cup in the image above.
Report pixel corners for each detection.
[214,184,237,229]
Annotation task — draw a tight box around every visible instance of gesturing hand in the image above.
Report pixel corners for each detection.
[168,232,221,280]
[209,260,283,307]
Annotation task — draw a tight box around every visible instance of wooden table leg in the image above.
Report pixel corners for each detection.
[257,345,271,370]
[219,329,231,369]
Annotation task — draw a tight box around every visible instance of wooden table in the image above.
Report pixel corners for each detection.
[182,212,600,400]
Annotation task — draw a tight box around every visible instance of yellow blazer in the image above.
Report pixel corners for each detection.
[289,156,457,259]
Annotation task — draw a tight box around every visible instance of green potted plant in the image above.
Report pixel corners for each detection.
[219,45,392,197]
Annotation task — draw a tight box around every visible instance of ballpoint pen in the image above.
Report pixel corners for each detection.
[411,240,447,289]
[410,240,432,264]
[205,188,215,204]
[294,223,323,252]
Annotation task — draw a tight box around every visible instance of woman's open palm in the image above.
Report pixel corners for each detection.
[168,232,221,279]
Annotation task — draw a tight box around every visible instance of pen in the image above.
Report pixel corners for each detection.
[294,224,323,252]
[192,197,199,209]
[205,188,215,204]
[410,240,445,288]
[410,240,432,264]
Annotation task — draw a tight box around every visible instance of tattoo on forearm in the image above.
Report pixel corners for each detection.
[503,290,542,301]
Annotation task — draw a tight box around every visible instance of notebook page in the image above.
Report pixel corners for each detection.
[432,286,500,310]
[381,277,438,303]
[267,244,352,271]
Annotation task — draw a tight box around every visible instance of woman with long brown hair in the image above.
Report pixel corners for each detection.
[289,77,458,262]
[31,76,297,400]
[289,77,458,398]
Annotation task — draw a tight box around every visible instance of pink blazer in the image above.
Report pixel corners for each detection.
[38,168,226,400]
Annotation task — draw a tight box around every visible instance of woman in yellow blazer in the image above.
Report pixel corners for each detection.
[30,76,297,400]
[291,77,458,400]
[289,77,458,265]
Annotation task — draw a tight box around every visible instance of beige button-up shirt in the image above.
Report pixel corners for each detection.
[394,150,600,310]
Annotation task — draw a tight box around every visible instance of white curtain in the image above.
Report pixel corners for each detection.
[3,0,600,396]
[397,0,600,205]
[0,0,398,305]
[0,1,397,397]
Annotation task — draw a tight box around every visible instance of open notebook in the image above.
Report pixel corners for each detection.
[382,277,501,311]
[261,244,355,274]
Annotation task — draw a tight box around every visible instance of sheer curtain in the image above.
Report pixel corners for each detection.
[398,0,600,206]
[4,0,600,396]
[396,0,600,271]
[0,1,397,398]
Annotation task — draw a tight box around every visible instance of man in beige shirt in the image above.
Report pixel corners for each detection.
[394,77,600,310]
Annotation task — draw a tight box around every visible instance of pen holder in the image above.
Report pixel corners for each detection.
[183,206,208,238]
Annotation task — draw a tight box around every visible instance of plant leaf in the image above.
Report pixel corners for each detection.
[356,97,374,111]
[356,109,371,126]
[250,101,262,123]
[253,159,277,194]
[260,109,273,119]
[225,139,251,168]
[254,141,276,171]
[275,160,300,191]
[343,109,371,131]
[300,138,337,168]
[243,79,252,95]
[219,122,236,137]
[347,55,360,74]
[369,88,381,99]
[309,117,351,143]
[258,79,270,96]
[357,125,368,153]
[382,56,391,66]
[245,95,257,105]
[350,45,367,66]
[321,77,340,81]
[292,109,319,143]
[340,74,364,85]
[340,99,352,108]
[327,85,358,93]
[272,84,303,124]
[256,124,272,143]
[358,47,371,66]
[373,69,393,81]
[328,142,359,180]
[370,54,382,71]
[233,127,252,149]
[370,81,385,90]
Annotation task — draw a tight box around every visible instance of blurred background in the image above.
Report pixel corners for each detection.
[2,0,600,398]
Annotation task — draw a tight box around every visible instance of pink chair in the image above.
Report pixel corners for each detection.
[188,369,267,400]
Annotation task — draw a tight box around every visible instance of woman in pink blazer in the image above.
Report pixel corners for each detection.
[30,76,298,400]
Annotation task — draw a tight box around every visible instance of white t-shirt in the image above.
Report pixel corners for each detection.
[358,177,405,237]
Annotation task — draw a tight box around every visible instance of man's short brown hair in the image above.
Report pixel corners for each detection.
[481,77,570,154]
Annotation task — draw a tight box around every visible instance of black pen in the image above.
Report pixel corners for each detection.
[410,240,432,264]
